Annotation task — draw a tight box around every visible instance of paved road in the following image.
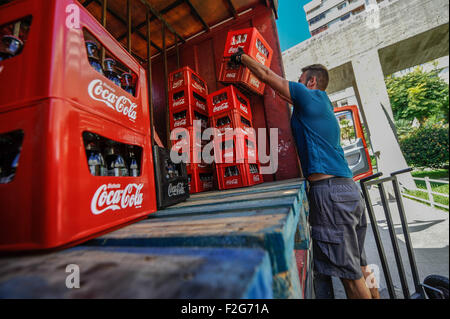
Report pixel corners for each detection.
[332,187,449,299]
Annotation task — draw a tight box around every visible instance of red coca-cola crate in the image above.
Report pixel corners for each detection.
[215,161,263,190]
[168,66,208,96]
[187,165,214,194]
[245,161,264,186]
[212,134,258,164]
[215,163,246,190]
[207,85,252,120]
[0,0,146,134]
[0,0,157,251]
[170,107,209,130]
[210,109,255,138]
[169,87,208,114]
[219,28,273,95]
[222,28,273,64]
[219,62,266,96]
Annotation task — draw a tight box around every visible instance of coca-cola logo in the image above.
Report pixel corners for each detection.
[88,80,138,122]
[192,82,205,93]
[203,181,213,189]
[174,139,188,149]
[228,47,239,54]
[219,125,232,133]
[256,52,266,65]
[168,182,185,197]
[196,101,206,111]
[213,102,229,113]
[226,72,237,78]
[172,79,184,90]
[174,119,187,127]
[91,183,144,215]
[250,77,260,88]
[240,104,248,114]
[226,179,238,185]
[173,98,185,107]
[253,175,260,182]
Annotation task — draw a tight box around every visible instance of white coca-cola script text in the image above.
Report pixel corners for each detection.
[91,183,144,215]
[88,80,138,122]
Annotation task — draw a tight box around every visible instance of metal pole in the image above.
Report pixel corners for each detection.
[162,24,170,148]
[360,181,397,299]
[127,0,132,53]
[146,10,155,148]
[13,22,21,37]
[391,176,425,297]
[175,36,180,69]
[101,0,108,63]
[378,182,411,299]
[424,177,435,207]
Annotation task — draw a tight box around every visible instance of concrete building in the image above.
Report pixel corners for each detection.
[283,0,449,188]
[305,0,384,36]
[392,55,449,83]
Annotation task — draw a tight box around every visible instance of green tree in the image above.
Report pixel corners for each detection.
[385,64,449,124]
[339,118,356,144]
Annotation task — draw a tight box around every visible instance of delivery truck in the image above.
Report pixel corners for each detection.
[0,0,378,299]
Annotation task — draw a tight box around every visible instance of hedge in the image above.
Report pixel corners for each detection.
[399,123,449,169]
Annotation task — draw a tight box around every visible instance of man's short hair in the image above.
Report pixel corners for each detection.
[301,64,329,91]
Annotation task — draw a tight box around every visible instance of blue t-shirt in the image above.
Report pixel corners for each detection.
[289,81,352,178]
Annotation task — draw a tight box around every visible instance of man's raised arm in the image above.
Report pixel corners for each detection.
[232,49,293,105]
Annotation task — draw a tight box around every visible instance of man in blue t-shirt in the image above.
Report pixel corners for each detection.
[231,49,379,299]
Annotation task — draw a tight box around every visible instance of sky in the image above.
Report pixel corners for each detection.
[276,0,312,52]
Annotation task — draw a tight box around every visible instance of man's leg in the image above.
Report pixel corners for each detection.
[361,265,380,299]
[340,276,372,299]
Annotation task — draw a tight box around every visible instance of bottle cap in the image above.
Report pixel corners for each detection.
[85,40,100,60]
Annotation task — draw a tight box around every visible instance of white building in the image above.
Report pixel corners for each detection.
[304,0,385,36]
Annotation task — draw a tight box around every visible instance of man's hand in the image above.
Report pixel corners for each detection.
[239,54,292,104]
[230,47,245,66]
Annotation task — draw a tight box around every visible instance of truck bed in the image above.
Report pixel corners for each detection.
[0,179,311,299]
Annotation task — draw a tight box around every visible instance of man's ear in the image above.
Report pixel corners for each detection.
[307,76,317,89]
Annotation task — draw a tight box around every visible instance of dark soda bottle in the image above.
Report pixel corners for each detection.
[0,35,23,61]
[104,58,122,87]
[121,72,135,95]
[85,40,103,75]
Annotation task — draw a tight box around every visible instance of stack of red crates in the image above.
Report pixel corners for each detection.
[219,28,273,96]
[207,85,263,190]
[168,67,213,194]
[0,0,157,251]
